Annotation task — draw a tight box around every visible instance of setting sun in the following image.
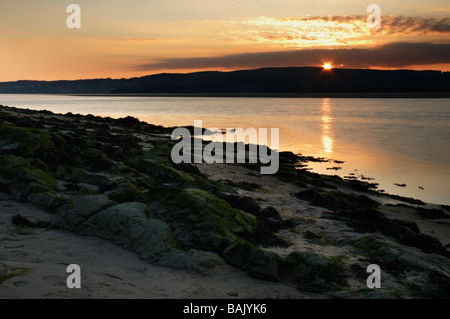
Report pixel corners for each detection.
[323,63,332,70]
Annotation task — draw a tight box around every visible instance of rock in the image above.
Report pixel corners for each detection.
[127,145,195,186]
[0,143,19,151]
[421,270,450,298]
[218,194,291,247]
[12,213,57,229]
[294,188,318,201]
[416,207,450,219]
[148,187,257,253]
[0,156,57,190]
[56,195,117,231]
[0,123,54,158]
[79,202,178,262]
[222,242,257,269]
[330,207,450,257]
[218,194,261,215]
[114,116,141,127]
[82,148,113,171]
[26,192,69,211]
[0,155,59,202]
[282,251,344,292]
[245,251,281,282]
[106,182,139,203]
[157,249,224,272]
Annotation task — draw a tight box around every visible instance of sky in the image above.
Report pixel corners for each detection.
[0,0,449,81]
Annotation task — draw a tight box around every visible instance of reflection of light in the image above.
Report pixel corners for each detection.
[322,136,333,153]
[321,98,333,154]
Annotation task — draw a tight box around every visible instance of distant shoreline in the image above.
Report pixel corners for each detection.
[2,92,450,98]
[71,92,450,98]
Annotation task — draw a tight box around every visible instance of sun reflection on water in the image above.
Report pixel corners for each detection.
[321,98,333,154]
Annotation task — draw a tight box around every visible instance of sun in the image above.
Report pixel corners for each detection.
[323,63,332,70]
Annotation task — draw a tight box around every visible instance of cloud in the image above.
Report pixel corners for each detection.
[218,15,450,48]
[136,42,450,70]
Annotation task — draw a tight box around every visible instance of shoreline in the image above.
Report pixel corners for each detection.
[0,104,449,299]
[3,92,450,98]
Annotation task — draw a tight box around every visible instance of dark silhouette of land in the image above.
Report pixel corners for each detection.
[1,67,449,96]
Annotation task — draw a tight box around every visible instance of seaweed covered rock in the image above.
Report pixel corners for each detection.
[222,242,258,269]
[0,123,54,159]
[245,251,281,282]
[148,187,257,253]
[79,202,178,262]
[56,194,117,231]
[106,182,139,203]
[127,144,234,193]
[82,148,113,171]
[157,249,224,272]
[0,155,58,202]
[331,208,450,257]
[296,189,379,211]
[282,251,345,292]
[126,144,195,186]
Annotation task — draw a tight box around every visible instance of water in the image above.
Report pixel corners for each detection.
[1,94,449,205]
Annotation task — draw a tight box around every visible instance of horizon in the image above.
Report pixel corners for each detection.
[1,1,449,81]
[2,65,449,83]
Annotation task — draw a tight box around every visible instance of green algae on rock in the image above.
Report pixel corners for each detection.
[148,187,257,253]
[79,202,179,262]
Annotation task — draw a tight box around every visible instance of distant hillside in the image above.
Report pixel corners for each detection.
[0,67,449,94]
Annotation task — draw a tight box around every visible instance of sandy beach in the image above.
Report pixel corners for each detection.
[0,192,308,299]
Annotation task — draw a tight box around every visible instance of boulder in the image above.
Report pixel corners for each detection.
[56,194,116,231]
[157,249,224,272]
[79,202,178,262]
[222,242,257,269]
[282,251,344,292]
[106,182,139,203]
[148,187,257,253]
[245,251,281,282]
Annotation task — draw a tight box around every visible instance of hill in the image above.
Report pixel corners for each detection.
[0,67,449,94]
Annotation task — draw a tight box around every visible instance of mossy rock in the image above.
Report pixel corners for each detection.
[282,251,345,292]
[245,251,281,282]
[0,123,54,158]
[126,144,235,192]
[0,156,57,188]
[0,155,58,200]
[79,202,178,262]
[106,182,139,203]
[132,158,195,185]
[126,145,195,186]
[81,148,113,171]
[148,187,257,253]
[26,192,69,211]
[347,235,447,274]
[56,194,117,231]
[222,242,258,269]
[157,249,224,272]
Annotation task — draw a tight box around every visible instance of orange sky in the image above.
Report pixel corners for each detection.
[0,0,449,81]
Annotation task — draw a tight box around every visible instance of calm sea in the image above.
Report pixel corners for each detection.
[1,94,449,205]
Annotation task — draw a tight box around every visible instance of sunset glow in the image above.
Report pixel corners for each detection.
[323,63,332,70]
[0,1,449,81]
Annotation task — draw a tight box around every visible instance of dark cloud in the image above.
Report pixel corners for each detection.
[137,42,450,70]
[381,16,450,34]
